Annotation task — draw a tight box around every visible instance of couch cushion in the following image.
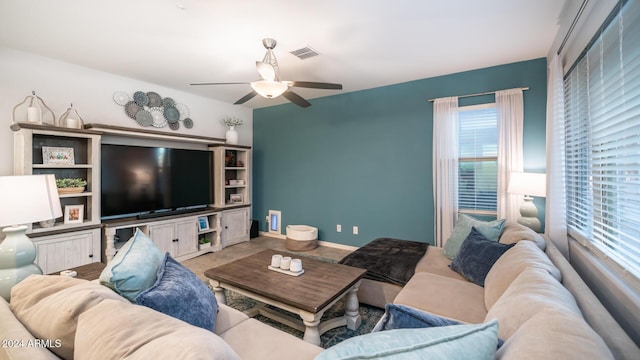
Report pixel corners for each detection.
[485,267,582,339]
[10,275,128,359]
[394,272,486,323]
[136,253,218,331]
[415,246,466,280]
[0,296,60,360]
[75,299,240,360]
[219,318,323,360]
[99,228,164,302]
[214,303,250,335]
[373,303,462,331]
[316,320,499,360]
[443,214,506,260]
[450,227,515,286]
[499,221,546,250]
[497,307,613,360]
[484,240,561,309]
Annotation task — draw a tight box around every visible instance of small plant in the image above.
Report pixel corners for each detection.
[222,116,243,128]
[55,178,87,188]
[199,237,211,245]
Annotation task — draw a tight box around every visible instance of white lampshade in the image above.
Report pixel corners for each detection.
[507,172,546,198]
[250,80,288,98]
[0,175,62,227]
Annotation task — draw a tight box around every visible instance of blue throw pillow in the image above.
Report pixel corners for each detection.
[443,214,506,260]
[99,229,164,301]
[136,253,218,332]
[316,320,499,360]
[373,303,461,332]
[450,227,515,286]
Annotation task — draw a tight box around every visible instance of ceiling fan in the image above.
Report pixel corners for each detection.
[191,38,342,108]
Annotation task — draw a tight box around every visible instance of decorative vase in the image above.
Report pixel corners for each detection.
[225,126,238,145]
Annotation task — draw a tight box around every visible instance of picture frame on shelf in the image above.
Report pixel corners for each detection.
[43,146,75,165]
[229,194,243,204]
[64,205,84,224]
[198,216,210,232]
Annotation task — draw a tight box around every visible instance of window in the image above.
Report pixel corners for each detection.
[563,0,640,279]
[458,104,498,215]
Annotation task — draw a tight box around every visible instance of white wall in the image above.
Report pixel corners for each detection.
[0,46,253,176]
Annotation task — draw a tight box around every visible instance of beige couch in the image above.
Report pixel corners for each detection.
[358,222,639,359]
[0,275,323,360]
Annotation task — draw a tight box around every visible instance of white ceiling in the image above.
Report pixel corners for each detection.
[0,0,565,109]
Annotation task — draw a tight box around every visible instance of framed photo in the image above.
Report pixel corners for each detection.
[197,216,209,232]
[43,147,75,165]
[229,193,243,203]
[64,205,84,224]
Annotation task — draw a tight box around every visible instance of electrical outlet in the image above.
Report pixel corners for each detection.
[337,224,342,232]
[353,226,358,235]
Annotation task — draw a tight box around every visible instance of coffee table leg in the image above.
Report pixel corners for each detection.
[209,280,227,305]
[300,312,322,346]
[344,280,362,330]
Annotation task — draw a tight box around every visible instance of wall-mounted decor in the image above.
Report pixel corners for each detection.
[113,90,193,131]
[12,91,56,125]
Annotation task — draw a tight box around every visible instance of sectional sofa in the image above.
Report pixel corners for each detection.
[1,222,637,359]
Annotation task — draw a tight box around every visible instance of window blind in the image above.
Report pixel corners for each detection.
[458,106,498,213]
[564,0,640,278]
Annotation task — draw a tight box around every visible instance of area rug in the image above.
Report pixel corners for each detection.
[223,289,384,349]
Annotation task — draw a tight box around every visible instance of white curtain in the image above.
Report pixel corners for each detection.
[433,97,459,247]
[496,89,524,222]
[545,55,569,257]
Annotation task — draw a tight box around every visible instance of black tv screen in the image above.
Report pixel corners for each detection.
[101,144,212,219]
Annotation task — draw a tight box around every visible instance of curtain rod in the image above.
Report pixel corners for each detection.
[557,0,589,55]
[427,87,529,102]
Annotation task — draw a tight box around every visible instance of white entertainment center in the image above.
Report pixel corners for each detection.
[11,123,251,273]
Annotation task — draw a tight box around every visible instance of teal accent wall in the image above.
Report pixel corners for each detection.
[253,58,547,247]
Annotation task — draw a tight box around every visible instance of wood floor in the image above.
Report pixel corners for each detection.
[182,236,352,282]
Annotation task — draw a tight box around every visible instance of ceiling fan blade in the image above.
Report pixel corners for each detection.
[286,81,343,90]
[256,61,276,81]
[282,90,311,108]
[190,82,249,86]
[234,91,258,105]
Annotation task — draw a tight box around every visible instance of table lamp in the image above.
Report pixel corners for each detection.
[507,172,546,232]
[0,175,62,301]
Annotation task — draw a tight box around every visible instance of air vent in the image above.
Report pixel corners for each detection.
[290,46,320,60]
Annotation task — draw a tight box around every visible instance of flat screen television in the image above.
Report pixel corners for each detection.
[101,144,213,220]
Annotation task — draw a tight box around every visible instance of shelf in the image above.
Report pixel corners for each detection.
[225,185,246,189]
[225,167,247,170]
[33,164,92,169]
[59,192,92,198]
[31,221,100,234]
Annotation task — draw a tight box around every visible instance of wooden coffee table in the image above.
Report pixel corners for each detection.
[204,249,366,345]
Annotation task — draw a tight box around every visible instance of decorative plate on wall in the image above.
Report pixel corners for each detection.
[125,101,142,119]
[147,92,163,108]
[164,106,180,123]
[115,91,194,131]
[174,103,190,120]
[113,91,130,106]
[135,110,153,127]
[133,91,149,106]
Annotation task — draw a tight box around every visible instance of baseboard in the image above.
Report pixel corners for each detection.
[259,231,286,239]
[259,232,358,251]
[317,241,358,251]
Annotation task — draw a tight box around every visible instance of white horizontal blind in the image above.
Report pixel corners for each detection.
[564,0,640,279]
[458,106,498,214]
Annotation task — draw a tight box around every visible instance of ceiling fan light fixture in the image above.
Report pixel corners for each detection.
[250,80,288,98]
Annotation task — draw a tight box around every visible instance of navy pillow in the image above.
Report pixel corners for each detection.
[450,227,515,287]
[372,303,461,332]
[136,253,218,332]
